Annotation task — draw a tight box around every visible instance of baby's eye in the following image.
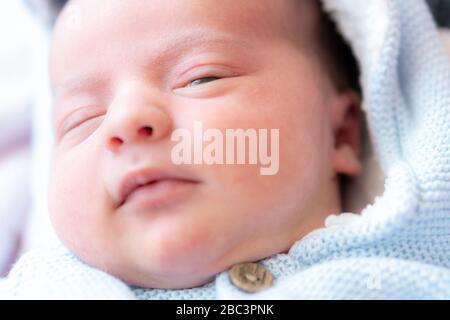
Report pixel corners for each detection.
[60,114,103,137]
[186,77,220,87]
[57,105,105,138]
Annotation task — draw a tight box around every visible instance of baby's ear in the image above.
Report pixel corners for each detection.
[330,90,362,177]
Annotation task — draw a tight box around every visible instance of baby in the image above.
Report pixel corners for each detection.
[6,0,450,299]
[48,0,362,290]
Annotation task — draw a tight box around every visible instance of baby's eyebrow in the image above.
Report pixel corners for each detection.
[136,30,250,73]
[53,74,106,99]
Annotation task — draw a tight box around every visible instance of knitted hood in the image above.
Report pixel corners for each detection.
[312,0,450,251]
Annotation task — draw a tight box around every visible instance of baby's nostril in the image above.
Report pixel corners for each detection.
[110,137,124,146]
[138,126,153,137]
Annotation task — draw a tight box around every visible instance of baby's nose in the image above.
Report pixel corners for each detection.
[103,79,174,153]
[108,124,153,150]
[104,104,173,153]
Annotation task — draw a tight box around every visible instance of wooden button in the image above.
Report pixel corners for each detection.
[229,262,273,293]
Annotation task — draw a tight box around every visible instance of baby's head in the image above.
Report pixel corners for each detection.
[49,0,362,288]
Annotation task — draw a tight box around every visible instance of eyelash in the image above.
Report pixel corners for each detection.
[74,114,103,129]
[60,110,104,136]
[186,76,221,87]
[177,63,239,90]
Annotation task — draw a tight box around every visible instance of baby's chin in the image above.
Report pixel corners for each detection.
[88,247,222,289]
[115,265,218,289]
[56,227,226,289]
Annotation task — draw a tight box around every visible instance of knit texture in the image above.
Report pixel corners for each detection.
[2,0,450,299]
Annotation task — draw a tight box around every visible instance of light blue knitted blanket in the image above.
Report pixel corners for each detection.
[2,0,450,299]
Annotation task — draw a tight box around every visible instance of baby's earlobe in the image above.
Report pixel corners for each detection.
[333,144,362,177]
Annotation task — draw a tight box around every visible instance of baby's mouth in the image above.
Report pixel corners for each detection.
[117,169,200,209]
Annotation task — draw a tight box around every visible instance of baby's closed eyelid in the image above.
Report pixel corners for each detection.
[57,105,105,138]
[172,64,239,89]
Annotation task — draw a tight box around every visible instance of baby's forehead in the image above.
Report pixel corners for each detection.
[52,0,319,54]
[51,0,319,89]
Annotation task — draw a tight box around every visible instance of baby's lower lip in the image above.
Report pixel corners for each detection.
[120,179,198,211]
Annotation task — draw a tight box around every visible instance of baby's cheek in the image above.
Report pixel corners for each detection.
[48,149,108,248]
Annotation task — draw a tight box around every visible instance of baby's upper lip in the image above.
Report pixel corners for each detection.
[116,168,200,208]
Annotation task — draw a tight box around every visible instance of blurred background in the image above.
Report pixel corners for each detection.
[0,0,449,277]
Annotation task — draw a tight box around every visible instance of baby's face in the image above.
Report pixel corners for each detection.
[49,0,359,288]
